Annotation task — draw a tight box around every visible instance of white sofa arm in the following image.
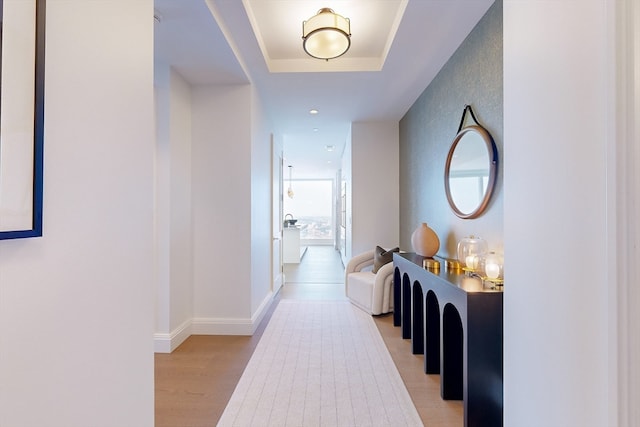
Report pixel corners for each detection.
[370,261,395,315]
[345,250,374,298]
[345,250,375,275]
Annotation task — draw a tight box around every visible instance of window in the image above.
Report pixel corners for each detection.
[283,179,334,242]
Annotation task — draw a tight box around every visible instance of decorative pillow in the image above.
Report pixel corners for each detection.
[373,246,399,273]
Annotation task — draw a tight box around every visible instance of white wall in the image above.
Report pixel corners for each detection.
[341,126,353,265]
[618,1,640,423]
[0,1,155,425]
[191,84,254,333]
[155,62,171,340]
[271,132,285,293]
[168,71,194,335]
[349,122,400,256]
[154,78,273,342]
[154,64,193,352]
[190,84,274,335]
[504,1,614,425]
[250,86,274,317]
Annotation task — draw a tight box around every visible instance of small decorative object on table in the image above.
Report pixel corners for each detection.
[457,235,488,274]
[411,222,440,257]
[482,251,504,288]
[445,258,462,272]
[423,258,440,273]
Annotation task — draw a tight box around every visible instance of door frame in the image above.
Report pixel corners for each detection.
[271,134,284,293]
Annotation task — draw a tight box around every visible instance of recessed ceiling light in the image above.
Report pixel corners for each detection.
[309,109,319,115]
[313,128,319,132]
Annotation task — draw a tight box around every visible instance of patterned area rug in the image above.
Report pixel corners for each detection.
[218,300,423,426]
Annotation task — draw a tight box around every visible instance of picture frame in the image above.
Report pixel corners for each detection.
[0,0,45,240]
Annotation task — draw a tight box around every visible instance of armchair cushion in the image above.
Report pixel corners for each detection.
[373,246,399,273]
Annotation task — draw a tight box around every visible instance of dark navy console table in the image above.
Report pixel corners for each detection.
[393,252,503,427]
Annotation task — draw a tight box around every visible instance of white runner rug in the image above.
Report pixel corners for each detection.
[217,300,423,427]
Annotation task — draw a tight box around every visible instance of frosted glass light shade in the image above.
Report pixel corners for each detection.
[483,251,504,281]
[302,8,351,60]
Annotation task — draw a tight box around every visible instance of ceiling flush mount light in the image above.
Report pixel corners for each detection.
[302,8,351,60]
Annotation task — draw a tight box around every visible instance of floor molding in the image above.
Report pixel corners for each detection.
[154,319,192,353]
[188,292,276,337]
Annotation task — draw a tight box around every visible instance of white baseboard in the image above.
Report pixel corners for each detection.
[273,272,284,294]
[155,293,276,350]
[250,291,274,334]
[191,316,254,335]
[154,319,192,353]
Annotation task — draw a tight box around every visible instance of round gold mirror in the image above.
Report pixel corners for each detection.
[444,125,498,219]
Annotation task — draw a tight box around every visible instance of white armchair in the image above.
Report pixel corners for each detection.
[345,249,395,315]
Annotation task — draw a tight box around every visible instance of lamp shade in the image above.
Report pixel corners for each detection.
[302,8,351,60]
[483,251,504,281]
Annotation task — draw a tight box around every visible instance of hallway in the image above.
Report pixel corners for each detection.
[155,246,462,426]
[281,245,346,300]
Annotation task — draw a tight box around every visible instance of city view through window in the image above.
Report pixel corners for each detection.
[283,180,334,241]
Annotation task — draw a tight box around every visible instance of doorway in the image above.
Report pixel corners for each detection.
[283,179,335,246]
[282,178,344,290]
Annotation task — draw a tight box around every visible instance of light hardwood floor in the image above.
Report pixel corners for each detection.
[155,246,462,426]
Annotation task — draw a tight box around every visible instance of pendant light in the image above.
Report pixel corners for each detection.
[287,165,294,198]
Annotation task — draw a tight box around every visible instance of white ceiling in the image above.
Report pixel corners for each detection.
[153,0,495,179]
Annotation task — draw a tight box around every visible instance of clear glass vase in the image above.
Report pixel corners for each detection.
[456,235,488,272]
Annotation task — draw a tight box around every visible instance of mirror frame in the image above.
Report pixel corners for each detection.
[0,0,45,240]
[444,125,498,219]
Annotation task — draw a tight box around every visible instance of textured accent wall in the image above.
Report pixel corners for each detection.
[399,0,503,258]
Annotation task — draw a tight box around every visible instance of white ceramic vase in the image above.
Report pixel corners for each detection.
[411,223,440,257]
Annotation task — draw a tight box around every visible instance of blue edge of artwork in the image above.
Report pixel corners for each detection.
[0,0,45,241]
